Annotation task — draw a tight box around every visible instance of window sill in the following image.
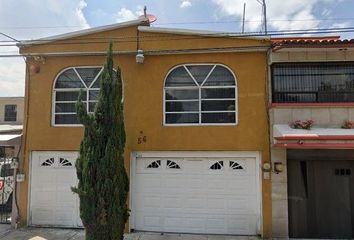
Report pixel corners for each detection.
[164,123,237,127]
[52,124,83,128]
[270,102,354,108]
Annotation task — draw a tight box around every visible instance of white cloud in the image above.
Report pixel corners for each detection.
[115,6,144,23]
[180,0,192,8]
[115,8,138,22]
[211,0,341,32]
[0,0,89,96]
[331,22,351,29]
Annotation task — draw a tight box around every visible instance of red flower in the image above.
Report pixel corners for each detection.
[342,120,354,129]
[290,119,314,130]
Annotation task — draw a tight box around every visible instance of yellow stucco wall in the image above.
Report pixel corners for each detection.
[19,24,272,237]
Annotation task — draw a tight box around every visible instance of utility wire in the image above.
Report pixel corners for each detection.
[0,27,353,56]
[0,26,353,45]
[1,17,354,29]
[0,32,19,42]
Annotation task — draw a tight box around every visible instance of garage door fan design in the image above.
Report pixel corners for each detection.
[40,157,73,167]
[147,160,161,169]
[210,161,224,170]
[41,158,54,167]
[230,161,244,170]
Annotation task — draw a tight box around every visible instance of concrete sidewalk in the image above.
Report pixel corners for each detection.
[0,225,261,240]
[0,225,84,240]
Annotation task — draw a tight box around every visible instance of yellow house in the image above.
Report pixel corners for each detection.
[17,19,272,237]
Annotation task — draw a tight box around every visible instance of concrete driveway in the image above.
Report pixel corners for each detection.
[0,225,262,240]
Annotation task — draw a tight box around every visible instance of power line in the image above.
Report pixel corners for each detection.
[154,17,354,25]
[1,17,354,30]
[1,26,352,43]
[0,26,84,30]
[0,32,19,42]
[0,26,353,54]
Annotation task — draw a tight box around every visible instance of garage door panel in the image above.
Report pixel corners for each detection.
[184,197,206,209]
[228,215,257,235]
[135,176,162,191]
[133,156,260,235]
[30,151,81,228]
[165,216,206,232]
[206,217,227,233]
[135,195,162,208]
[31,208,55,225]
[135,213,162,228]
[163,177,187,189]
[227,199,257,214]
[162,197,183,208]
[32,191,57,203]
[56,194,77,206]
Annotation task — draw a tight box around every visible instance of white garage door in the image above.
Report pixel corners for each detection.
[30,151,82,228]
[132,155,260,235]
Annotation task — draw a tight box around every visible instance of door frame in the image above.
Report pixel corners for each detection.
[129,151,262,234]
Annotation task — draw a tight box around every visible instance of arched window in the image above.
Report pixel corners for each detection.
[164,64,237,125]
[53,67,103,125]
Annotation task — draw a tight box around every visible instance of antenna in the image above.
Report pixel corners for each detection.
[138,6,157,23]
[242,3,246,33]
[262,0,267,34]
[257,0,267,34]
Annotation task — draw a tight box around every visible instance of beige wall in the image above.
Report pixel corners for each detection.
[0,97,24,125]
[269,48,354,237]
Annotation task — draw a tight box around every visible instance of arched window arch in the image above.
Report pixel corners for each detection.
[164,64,237,125]
[53,66,103,125]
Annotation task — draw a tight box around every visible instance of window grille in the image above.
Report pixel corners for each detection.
[272,62,354,103]
[164,64,237,125]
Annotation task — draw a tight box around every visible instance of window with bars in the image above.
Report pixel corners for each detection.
[272,62,354,103]
[4,105,17,122]
[164,64,237,125]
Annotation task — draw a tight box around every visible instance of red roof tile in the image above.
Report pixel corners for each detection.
[271,36,354,50]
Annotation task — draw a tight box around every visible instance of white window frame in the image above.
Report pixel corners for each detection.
[163,63,238,126]
[52,66,103,127]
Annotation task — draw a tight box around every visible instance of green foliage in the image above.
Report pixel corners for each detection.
[72,42,129,240]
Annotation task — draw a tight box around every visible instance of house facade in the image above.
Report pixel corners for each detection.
[270,37,354,239]
[17,19,272,237]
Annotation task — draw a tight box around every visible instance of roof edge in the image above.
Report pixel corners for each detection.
[0,96,24,99]
[18,18,149,47]
[138,26,270,41]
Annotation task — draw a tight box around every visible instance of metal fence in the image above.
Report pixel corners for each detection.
[272,62,354,103]
[0,158,14,224]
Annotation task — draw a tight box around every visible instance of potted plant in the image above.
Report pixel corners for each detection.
[289,119,314,130]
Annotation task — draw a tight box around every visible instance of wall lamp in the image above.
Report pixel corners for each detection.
[29,55,45,74]
[274,162,284,174]
[262,162,271,172]
[33,55,45,64]
[136,49,144,64]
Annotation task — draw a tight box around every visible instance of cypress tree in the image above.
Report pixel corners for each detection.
[72,42,129,240]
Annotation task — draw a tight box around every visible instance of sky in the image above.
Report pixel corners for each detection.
[0,0,354,96]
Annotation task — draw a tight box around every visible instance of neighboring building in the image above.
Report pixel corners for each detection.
[17,19,272,236]
[269,36,354,239]
[0,97,23,223]
[0,97,24,158]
